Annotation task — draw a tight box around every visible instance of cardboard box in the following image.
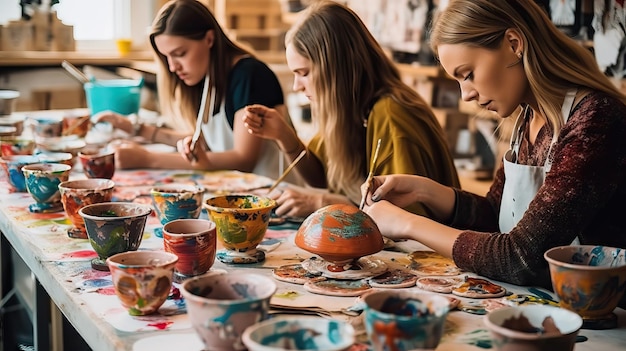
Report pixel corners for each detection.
[1,21,33,51]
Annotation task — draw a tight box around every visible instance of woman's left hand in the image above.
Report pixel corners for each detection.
[271,186,323,218]
[107,141,151,169]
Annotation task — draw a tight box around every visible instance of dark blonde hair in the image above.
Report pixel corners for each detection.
[430,0,626,139]
[286,0,443,195]
[150,0,252,131]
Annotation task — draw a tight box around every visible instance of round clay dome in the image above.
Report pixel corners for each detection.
[295,204,384,264]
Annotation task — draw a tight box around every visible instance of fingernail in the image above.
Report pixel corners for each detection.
[371,193,380,202]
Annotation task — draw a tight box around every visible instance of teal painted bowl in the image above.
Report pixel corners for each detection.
[242,316,355,351]
[363,290,450,350]
[22,163,72,213]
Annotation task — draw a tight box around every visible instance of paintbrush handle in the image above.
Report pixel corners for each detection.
[267,150,307,194]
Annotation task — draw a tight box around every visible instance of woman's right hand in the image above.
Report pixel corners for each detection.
[92,110,133,134]
[363,174,425,208]
[243,105,289,141]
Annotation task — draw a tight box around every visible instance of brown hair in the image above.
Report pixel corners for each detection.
[149,0,252,131]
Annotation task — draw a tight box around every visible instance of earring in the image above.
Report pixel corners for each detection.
[516,52,522,59]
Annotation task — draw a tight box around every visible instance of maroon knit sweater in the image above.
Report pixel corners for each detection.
[449,91,626,293]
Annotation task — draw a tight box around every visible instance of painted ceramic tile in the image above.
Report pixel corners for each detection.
[407,250,462,276]
[452,276,506,298]
[368,269,418,288]
[301,256,388,280]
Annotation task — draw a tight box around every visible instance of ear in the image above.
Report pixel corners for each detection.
[204,29,215,49]
[504,28,523,56]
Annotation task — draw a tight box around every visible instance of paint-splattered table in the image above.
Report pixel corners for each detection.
[1,168,625,351]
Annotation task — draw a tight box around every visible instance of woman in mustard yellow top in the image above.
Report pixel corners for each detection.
[243,0,459,218]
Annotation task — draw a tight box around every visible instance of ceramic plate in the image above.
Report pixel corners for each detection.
[272,263,325,285]
[301,256,388,280]
[452,276,506,298]
[415,276,463,293]
[368,269,418,288]
[407,250,462,276]
[304,278,372,297]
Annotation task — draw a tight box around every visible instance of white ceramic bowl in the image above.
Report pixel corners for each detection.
[484,305,582,351]
[242,316,355,351]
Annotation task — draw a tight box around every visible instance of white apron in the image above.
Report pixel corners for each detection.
[499,90,577,232]
[201,99,285,181]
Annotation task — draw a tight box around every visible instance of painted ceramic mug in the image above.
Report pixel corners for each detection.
[79,202,152,271]
[58,178,115,239]
[150,183,204,238]
[22,163,72,213]
[204,195,276,264]
[78,149,115,179]
[181,272,276,351]
[363,290,450,351]
[107,250,178,316]
[162,219,217,280]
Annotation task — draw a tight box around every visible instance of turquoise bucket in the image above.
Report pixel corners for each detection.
[84,78,143,116]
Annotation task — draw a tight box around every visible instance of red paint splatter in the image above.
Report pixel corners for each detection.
[169,286,182,300]
[81,269,110,280]
[96,286,117,295]
[61,250,97,259]
[147,321,173,330]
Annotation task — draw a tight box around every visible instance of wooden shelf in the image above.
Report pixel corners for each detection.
[0,50,153,67]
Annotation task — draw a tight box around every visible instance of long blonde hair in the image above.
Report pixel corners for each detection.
[149,0,252,132]
[286,0,443,194]
[430,0,626,140]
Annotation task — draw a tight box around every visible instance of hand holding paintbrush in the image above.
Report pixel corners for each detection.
[359,138,382,210]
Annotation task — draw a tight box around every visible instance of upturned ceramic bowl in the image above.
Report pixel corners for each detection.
[22,163,72,213]
[363,290,450,351]
[58,178,115,239]
[484,305,583,351]
[181,272,276,351]
[295,204,384,266]
[242,316,355,351]
[150,183,204,238]
[79,202,152,271]
[0,155,42,192]
[204,195,276,263]
[107,250,178,316]
[544,245,626,327]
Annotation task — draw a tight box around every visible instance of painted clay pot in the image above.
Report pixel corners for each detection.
[204,195,276,264]
[162,219,217,280]
[79,202,152,271]
[181,272,276,351]
[485,305,582,351]
[22,163,72,213]
[363,290,450,351]
[295,204,384,267]
[0,136,35,156]
[78,149,115,179]
[58,179,115,239]
[150,183,204,238]
[0,155,41,192]
[544,245,626,329]
[107,250,178,316]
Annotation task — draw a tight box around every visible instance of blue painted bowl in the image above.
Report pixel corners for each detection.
[22,163,72,213]
[150,183,204,237]
[181,272,276,351]
[363,290,450,350]
[242,316,355,351]
[0,155,42,192]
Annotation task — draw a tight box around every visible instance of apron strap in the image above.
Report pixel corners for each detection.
[545,89,577,172]
[508,106,529,163]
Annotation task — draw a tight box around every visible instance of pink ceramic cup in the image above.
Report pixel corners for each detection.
[163,219,217,280]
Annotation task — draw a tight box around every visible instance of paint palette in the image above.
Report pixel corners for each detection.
[272,263,325,285]
[368,269,419,288]
[452,276,506,298]
[415,276,463,293]
[195,170,274,194]
[301,256,388,280]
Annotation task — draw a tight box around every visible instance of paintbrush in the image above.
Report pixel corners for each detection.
[359,138,382,210]
[188,76,215,162]
[267,149,306,194]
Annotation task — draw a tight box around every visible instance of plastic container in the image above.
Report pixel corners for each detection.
[84,78,143,116]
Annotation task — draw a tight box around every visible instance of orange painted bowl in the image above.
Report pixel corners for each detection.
[106,250,178,315]
[295,204,384,265]
[204,195,276,252]
[58,179,115,239]
[544,245,626,321]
